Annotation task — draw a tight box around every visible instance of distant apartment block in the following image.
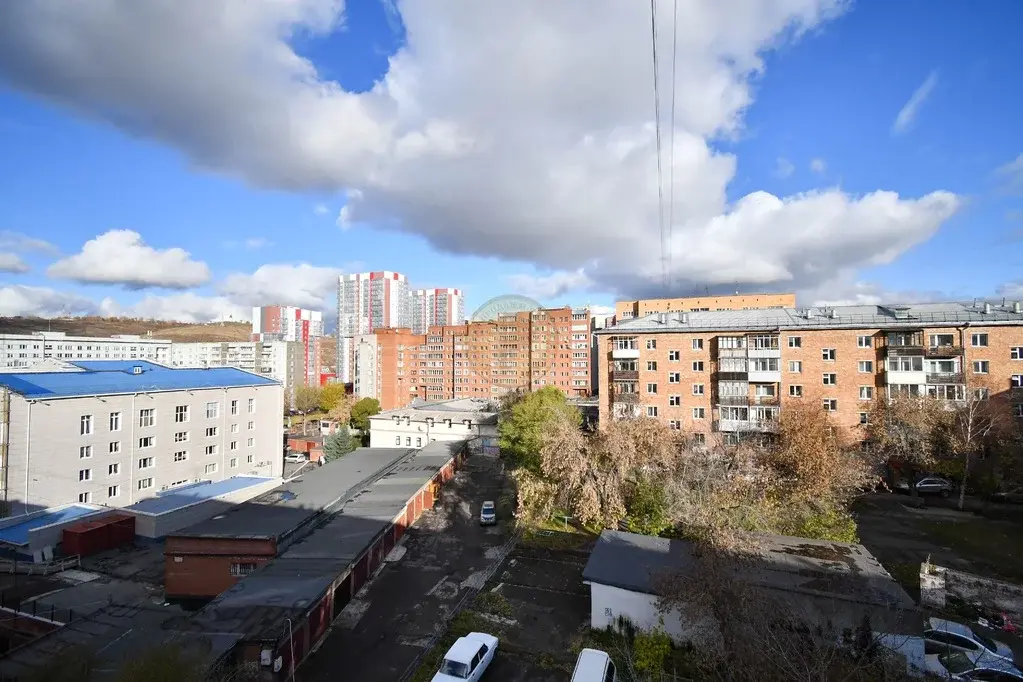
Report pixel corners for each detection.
[168,340,304,404]
[596,301,1023,443]
[0,331,171,369]
[0,360,284,513]
[614,292,796,321]
[337,271,412,383]
[251,305,323,388]
[410,288,465,334]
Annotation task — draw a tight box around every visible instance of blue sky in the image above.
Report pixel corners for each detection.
[0,0,1021,328]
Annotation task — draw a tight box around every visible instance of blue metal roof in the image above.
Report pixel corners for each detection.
[125,476,276,515]
[0,505,102,546]
[0,360,278,399]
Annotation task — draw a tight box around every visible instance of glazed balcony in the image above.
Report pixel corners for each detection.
[925,346,964,359]
[927,372,965,385]
[610,370,639,382]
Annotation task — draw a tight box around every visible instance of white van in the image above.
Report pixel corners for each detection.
[571,648,617,682]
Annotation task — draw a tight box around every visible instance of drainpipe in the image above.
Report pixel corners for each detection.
[129,393,137,503]
[23,400,32,515]
[222,388,228,477]
[285,617,296,681]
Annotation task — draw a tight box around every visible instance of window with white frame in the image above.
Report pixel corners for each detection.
[857,335,872,348]
[109,412,121,432]
[81,414,93,435]
[822,373,837,385]
[692,338,704,351]
[230,441,238,451]
[173,451,188,462]
[1012,347,1023,360]
[646,406,658,417]
[230,423,239,434]
[206,401,219,419]
[79,469,92,481]
[973,360,989,374]
[247,437,254,447]
[80,445,93,459]
[669,395,680,406]
[692,383,705,396]
[692,361,704,372]
[859,386,874,400]
[1012,375,1023,388]
[692,407,705,419]
[971,333,989,347]
[823,399,837,411]
[230,457,238,468]
[859,412,869,425]
[395,436,401,445]
[668,420,681,430]
[789,385,803,397]
[138,457,154,470]
[248,421,255,431]
[787,336,802,348]
[647,360,657,371]
[175,431,188,443]
[646,383,657,394]
[108,463,119,476]
[205,463,217,474]
[109,441,120,454]
[822,348,836,361]
[231,400,239,415]
[858,361,873,373]
[248,398,256,413]
[78,492,91,504]
[1013,404,1023,418]
[139,408,155,428]
[646,339,656,350]
[789,361,802,373]
[108,485,119,498]
[205,444,217,455]
[692,433,706,445]
[668,372,680,383]
[138,478,153,490]
[175,405,189,423]
[138,436,153,449]
[668,350,680,361]
[206,426,218,438]
[974,388,990,401]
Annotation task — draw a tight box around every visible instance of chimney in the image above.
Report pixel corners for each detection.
[657,313,668,324]
[1014,301,1021,314]
[984,302,992,314]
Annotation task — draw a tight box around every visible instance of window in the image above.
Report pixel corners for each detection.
[416,437,422,447]
[973,360,989,374]
[395,436,401,445]
[108,485,119,498]
[789,385,803,397]
[248,398,255,413]
[247,437,254,447]
[692,407,705,419]
[692,383,705,396]
[205,444,218,455]
[646,406,658,417]
[138,478,153,490]
[859,412,869,425]
[1012,347,1023,360]
[138,457,154,470]
[1014,404,1023,418]
[78,492,91,504]
[822,348,836,361]
[859,386,874,400]
[823,373,837,385]
[248,421,255,431]
[80,415,93,435]
[139,408,155,428]
[692,433,706,445]
[787,336,802,348]
[230,400,239,415]
[173,451,188,462]
[668,372,680,383]
[79,469,92,481]
[646,383,658,394]
[823,399,837,412]
[668,420,681,430]
[858,361,873,373]
[668,350,680,361]
[1013,375,1023,388]
[646,339,656,350]
[692,338,704,351]
[230,457,238,468]
[228,440,237,451]
[138,436,153,449]
[789,361,802,373]
[669,395,681,406]
[647,361,657,371]
[108,463,120,475]
[175,405,189,423]
[230,562,257,577]
[206,401,219,419]
[692,361,704,372]
[971,333,989,348]
[204,463,217,474]
[80,445,93,459]
[109,441,120,454]
[175,431,188,443]
[206,426,218,438]
[246,454,254,463]
[109,412,121,431]
[975,388,990,401]
[230,423,239,434]
[857,335,872,348]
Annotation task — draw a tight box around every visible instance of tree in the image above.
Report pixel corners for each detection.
[864,394,944,495]
[294,385,322,414]
[319,382,347,413]
[323,428,357,461]
[350,397,381,432]
[498,386,581,473]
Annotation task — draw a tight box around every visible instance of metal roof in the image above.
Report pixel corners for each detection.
[124,476,276,516]
[0,360,279,399]
[169,448,411,541]
[0,504,103,546]
[373,397,498,425]
[598,300,1023,335]
[583,529,915,609]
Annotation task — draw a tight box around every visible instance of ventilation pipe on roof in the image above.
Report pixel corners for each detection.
[1014,301,1021,314]
[657,313,668,324]
[984,302,992,314]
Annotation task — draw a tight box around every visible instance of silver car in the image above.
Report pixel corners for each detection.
[924,618,1016,666]
[897,476,954,497]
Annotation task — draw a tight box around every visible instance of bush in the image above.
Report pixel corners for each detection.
[787,504,859,543]
[632,628,673,673]
[624,477,672,537]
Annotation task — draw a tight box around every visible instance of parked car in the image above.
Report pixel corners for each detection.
[571,648,618,681]
[925,618,1016,665]
[284,453,307,463]
[432,632,498,681]
[479,501,496,526]
[926,650,1023,680]
[896,476,954,497]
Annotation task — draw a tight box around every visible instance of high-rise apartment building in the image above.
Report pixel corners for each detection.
[595,301,1023,443]
[358,306,592,410]
[251,305,323,387]
[615,293,796,321]
[410,288,465,334]
[336,271,412,383]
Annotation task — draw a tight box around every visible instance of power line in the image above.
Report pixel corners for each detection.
[667,0,679,292]
[649,0,668,293]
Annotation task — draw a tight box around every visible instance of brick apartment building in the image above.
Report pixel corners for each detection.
[615,292,796,321]
[358,306,592,410]
[596,301,1023,443]
[251,305,324,389]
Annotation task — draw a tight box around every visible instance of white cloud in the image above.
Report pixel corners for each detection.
[997,281,1023,299]
[0,285,99,317]
[313,203,330,216]
[506,269,593,300]
[47,230,211,289]
[774,157,795,179]
[218,263,343,309]
[892,70,938,135]
[0,252,29,273]
[802,277,946,308]
[0,1,961,298]
[0,230,58,255]
[224,237,272,250]
[99,293,249,323]
[809,158,826,174]
[994,153,1023,195]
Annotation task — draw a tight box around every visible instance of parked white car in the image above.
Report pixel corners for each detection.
[431,632,498,681]
[571,648,617,681]
[924,617,1016,665]
[925,650,1023,680]
[479,501,496,526]
[284,453,307,463]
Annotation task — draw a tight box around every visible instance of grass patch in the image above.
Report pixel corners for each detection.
[884,561,922,600]
[474,590,513,617]
[408,607,514,682]
[914,518,1023,582]
[517,517,597,551]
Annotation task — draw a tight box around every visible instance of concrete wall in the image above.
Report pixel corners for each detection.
[5,384,283,513]
[588,582,711,646]
[921,564,1023,619]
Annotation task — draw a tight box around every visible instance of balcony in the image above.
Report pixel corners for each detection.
[925,346,964,358]
[714,370,748,382]
[748,369,782,383]
[747,347,781,360]
[717,396,750,406]
[886,344,924,357]
[716,347,748,359]
[752,395,780,406]
[613,392,640,404]
[927,372,965,385]
[611,370,639,382]
[714,418,779,433]
[885,369,927,385]
[611,348,640,360]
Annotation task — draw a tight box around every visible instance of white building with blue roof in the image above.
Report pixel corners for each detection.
[0,359,284,515]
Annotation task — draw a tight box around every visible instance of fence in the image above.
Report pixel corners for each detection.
[0,555,80,576]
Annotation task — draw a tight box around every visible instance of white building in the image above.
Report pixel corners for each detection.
[352,334,379,401]
[168,340,303,404]
[410,288,465,334]
[337,271,412,383]
[0,360,284,514]
[251,305,324,387]
[0,332,171,370]
[367,398,497,449]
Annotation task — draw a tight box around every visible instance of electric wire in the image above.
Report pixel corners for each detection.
[667,0,679,292]
[649,0,668,293]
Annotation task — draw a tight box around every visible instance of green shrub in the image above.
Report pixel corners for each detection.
[632,628,673,673]
[788,504,859,543]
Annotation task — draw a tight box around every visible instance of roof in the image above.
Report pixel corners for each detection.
[124,476,276,516]
[170,448,412,541]
[445,635,486,663]
[0,504,103,546]
[470,294,541,321]
[0,360,279,399]
[598,300,1023,335]
[583,529,915,609]
[372,397,498,425]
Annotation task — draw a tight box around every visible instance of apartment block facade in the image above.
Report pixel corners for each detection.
[0,332,172,369]
[410,288,465,334]
[359,306,592,410]
[168,340,304,404]
[337,271,412,384]
[614,293,796,321]
[251,305,323,388]
[596,301,1023,442]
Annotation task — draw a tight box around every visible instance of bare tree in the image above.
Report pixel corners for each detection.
[864,394,944,496]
